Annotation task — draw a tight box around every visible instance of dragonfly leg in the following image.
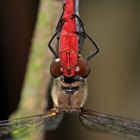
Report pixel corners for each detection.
[48,4,66,58]
[55,4,65,31]
[72,14,99,61]
[48,29,61,58]
[77,32,86,54]
[83,32,99,61]
[48,11,66,58]
[48,18,66,58]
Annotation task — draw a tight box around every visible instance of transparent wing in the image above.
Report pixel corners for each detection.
[80,109,140,139]
[0,109,64,137]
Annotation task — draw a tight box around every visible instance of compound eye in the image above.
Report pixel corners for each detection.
[76,58,90,77]
[50,58,62,77]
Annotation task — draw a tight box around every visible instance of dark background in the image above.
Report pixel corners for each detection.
[0,0,39,120]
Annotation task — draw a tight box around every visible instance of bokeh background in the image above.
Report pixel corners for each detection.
[0,0,140,140]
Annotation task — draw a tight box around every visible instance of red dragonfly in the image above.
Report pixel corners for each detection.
[0,0,140,139]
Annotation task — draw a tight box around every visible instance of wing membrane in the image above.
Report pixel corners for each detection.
[80,109,140,139]
[0,109,64,137]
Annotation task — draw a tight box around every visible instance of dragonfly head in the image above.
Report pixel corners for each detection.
[50,57,90,78]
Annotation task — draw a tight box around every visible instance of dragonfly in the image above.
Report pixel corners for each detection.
[0,0,140,139]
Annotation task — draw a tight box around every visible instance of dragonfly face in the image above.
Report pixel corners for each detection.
[51,76,88,112]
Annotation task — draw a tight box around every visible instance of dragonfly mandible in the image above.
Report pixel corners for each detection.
[0,0,140,139]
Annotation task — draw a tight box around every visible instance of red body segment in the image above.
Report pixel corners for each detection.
[59,0,78,77]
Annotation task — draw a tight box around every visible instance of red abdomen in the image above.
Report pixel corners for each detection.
[59,0,78,77]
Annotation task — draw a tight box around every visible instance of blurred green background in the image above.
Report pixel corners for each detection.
[1,0,140,140]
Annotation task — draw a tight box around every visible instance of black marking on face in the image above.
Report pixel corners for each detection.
[61,86,79,94]
[62,76,84,83]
